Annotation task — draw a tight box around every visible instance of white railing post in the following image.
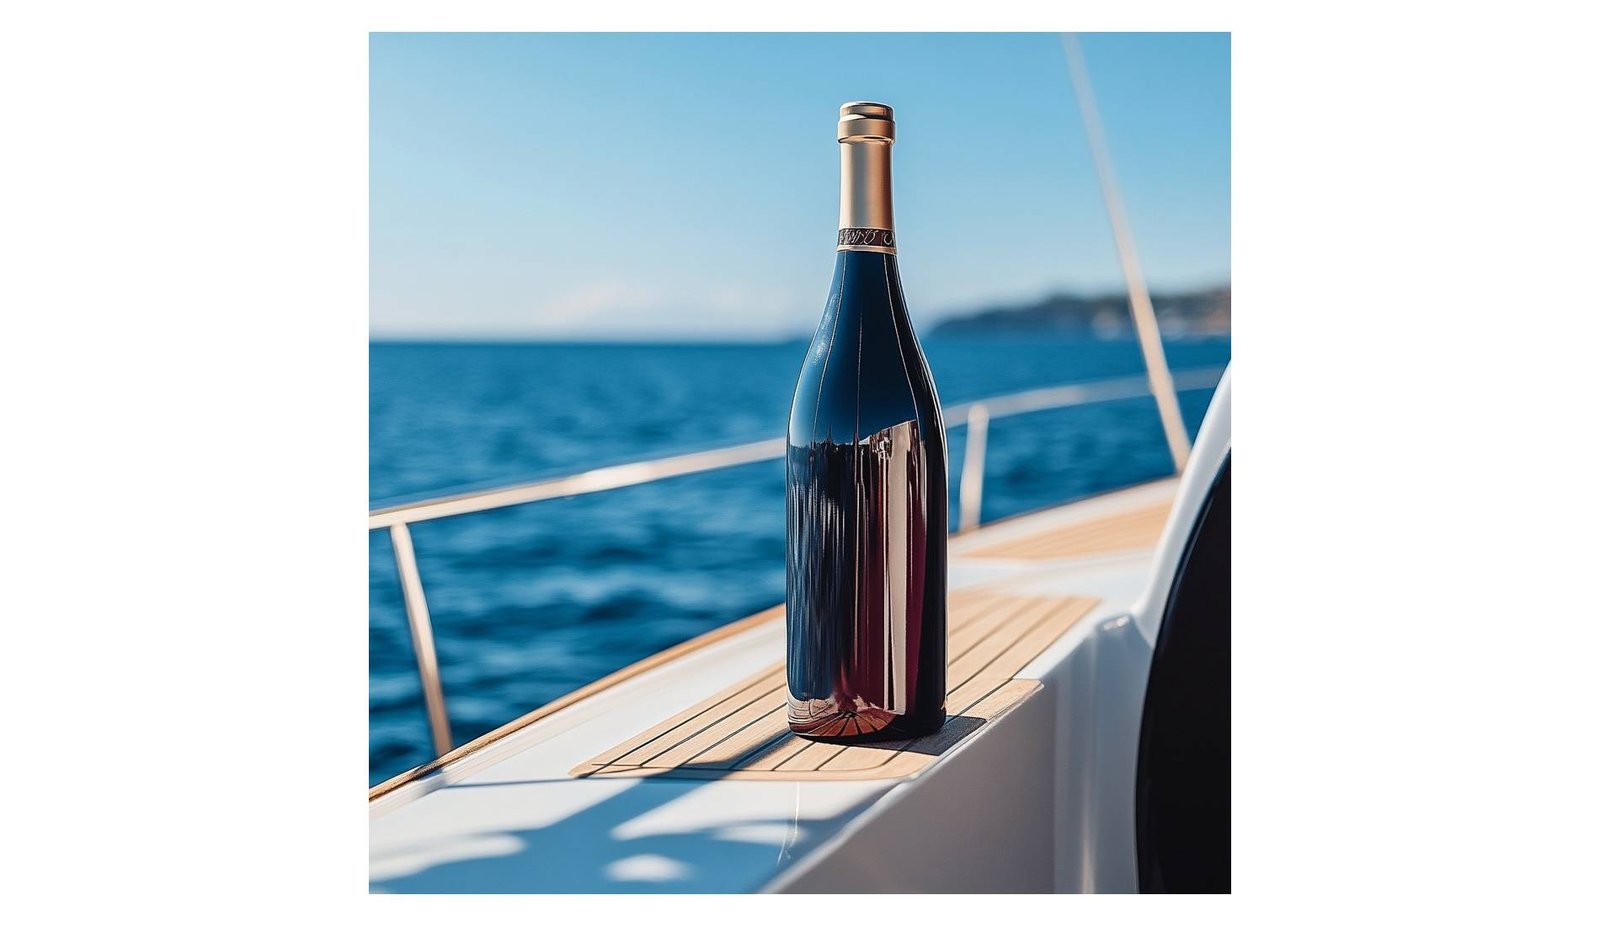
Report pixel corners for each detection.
[389,522,452,758]
[958,403,990,533]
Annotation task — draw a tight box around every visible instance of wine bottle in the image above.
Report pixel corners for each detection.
[785,102,949,741]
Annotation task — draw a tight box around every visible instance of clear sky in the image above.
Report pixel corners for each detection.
[371,32,1229,340]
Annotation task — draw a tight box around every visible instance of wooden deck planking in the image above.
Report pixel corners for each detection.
[962,501,1172,560]
[570,591,1099,782]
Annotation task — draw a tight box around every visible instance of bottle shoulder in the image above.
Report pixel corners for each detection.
[788,300,943,446]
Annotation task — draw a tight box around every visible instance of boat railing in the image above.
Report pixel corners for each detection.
[370,364,1226,759]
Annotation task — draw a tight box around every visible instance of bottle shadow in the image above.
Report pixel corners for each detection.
[672,713,988,774]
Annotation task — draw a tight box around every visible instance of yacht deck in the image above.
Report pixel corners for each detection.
[370,477,1178,893]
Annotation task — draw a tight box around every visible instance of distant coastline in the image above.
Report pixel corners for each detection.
[930,285,1230,339]
[367,285,1232,344]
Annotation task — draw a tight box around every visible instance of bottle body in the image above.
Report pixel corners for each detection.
[784,248,948,740]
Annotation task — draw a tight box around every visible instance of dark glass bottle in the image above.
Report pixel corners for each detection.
[785,102,948,741]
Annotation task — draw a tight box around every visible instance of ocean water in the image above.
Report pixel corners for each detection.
[369,335,1231,784]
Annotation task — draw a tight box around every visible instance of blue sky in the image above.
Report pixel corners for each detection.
[371,32,1229,339]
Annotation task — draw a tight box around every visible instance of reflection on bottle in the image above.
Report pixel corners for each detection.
[787,419,933,736]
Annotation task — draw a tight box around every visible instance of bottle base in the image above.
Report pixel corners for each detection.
[790,711,947,744]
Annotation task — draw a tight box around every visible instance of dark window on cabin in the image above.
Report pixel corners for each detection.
[1137,454,1231,894]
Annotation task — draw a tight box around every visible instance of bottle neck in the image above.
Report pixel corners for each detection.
[837,139,895,254]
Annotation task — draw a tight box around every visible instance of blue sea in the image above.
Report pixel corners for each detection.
[369,335,1231,784]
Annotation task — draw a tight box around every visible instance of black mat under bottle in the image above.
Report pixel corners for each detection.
[785,102,949,741]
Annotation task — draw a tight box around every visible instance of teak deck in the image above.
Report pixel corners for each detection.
[570,590,1099,782]
[963,501,1172,561]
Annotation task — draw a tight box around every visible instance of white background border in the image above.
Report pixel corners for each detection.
[4,1,1597,916]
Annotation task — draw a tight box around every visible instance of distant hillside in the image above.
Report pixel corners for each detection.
[931,285,1230,338]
